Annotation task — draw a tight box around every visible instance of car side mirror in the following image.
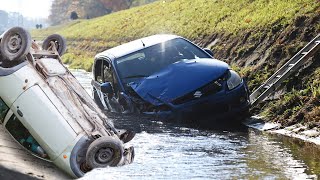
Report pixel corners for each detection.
[101,82,113,94]
[204,48,214,57]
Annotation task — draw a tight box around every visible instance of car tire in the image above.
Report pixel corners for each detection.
[0,27,31,61]
[86,136,124,168]
[42,34,66,56]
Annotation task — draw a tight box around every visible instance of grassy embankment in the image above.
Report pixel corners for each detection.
[33,0,320,127]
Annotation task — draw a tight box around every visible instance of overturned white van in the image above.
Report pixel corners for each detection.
[0,27,134,178]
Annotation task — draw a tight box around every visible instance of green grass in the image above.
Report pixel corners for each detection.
[32,0,320,71]
[34,0,319,38]
[260,66,320,125]
[260,88,304,121]
[309,68,320,99]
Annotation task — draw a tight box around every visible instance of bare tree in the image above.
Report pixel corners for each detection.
[48,0,158,25]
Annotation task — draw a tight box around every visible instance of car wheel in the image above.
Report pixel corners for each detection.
[0,27,31,61]
[42,34,66,56]
[86,136,124,168]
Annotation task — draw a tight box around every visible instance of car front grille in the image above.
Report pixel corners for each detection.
[172,78,224,105]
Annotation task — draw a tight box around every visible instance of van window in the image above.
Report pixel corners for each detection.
[5,115,50,160]
[0,98,9,123]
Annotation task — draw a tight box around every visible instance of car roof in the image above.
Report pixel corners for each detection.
[96,34,180,60]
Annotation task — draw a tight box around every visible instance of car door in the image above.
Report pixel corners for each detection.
[9,85,77,160]
[92,58,118,110]
[0,97,50,160]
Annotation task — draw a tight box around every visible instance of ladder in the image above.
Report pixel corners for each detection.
[250,34,320,106]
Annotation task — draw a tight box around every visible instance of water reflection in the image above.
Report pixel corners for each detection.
[241,130,318,179]
[274,135,320,177]
[72,69,319,179]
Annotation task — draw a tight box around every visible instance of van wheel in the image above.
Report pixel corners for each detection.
[0,27,31,61]
[86,136,124,168]
[42,34,66,56]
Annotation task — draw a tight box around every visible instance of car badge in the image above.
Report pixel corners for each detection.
[214,81,222,87]
[194,91,202,98]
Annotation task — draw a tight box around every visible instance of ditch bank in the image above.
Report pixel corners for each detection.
[244,116,320,147]
[198,12,320,133]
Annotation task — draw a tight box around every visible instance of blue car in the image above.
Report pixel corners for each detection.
[92,35,250,125]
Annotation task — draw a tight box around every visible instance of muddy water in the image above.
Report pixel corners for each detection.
[72,69,320,179]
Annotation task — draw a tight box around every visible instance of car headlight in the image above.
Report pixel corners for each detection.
[227,70,242,90]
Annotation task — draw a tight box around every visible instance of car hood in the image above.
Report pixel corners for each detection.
[130,58,229,106]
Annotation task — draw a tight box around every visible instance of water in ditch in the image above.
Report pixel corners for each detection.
[72,69,320,180]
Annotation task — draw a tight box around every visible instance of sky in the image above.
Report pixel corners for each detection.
[0,0,53,18]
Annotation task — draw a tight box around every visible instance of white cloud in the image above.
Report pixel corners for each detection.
[0,0,53,18]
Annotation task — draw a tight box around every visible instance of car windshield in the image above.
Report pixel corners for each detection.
[115,38,211,83]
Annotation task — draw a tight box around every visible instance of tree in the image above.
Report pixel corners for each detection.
[49,0,73,25]
[70,11,79,20]
[84,0,109,19]
[49,0,158,25]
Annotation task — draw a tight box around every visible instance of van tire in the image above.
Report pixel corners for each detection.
[0,27,31,61]
[86,136,124,168]
[42,34,66,56]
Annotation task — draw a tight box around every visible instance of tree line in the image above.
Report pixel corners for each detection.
[49,0,157,25]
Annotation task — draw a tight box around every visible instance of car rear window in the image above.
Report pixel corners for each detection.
[0,98,9,123]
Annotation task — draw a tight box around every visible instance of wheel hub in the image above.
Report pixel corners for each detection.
[96,148,114,163]
[7,34,22,53]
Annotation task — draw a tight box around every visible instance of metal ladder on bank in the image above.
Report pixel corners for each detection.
[249,34,320,106]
